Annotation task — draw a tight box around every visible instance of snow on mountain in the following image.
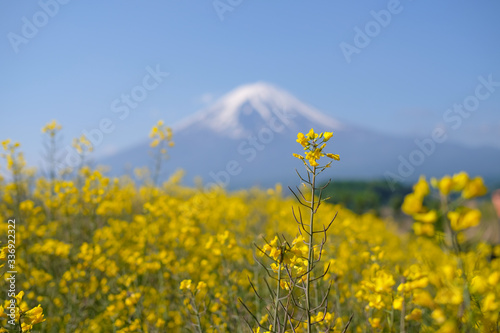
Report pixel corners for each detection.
[174,82,342,139]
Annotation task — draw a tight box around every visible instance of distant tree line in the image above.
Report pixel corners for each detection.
[322,179,412,216]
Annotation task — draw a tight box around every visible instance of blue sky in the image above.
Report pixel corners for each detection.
[1,0,499,166]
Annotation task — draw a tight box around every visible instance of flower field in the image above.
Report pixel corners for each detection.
[0,122,499,332]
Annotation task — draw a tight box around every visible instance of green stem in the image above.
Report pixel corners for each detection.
[400,277,406,333]
[306,166,316,333]
[190,292,205,333]
[273,261,282,332]
[442,195,470,327]
[18,312,23,333]
[152,141,165,187]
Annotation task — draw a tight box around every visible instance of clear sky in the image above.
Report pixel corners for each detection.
[1,0,499,166]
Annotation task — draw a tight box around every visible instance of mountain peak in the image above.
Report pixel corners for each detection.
[175,82,343,138]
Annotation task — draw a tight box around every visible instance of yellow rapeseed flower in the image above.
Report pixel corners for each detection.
[402,193,423,215]
[150,139,160,148]
[451,171,469,191]
[393,297,403,310]
[323,132,333,141]
[437,321,457,333]
[462,176,487,199]
[41,120,62,137]
[413,176,430,197]
[413,210,438,223]
[482,293,499,312]
[1,139,11,150]
[294,129,339,167]
[368,317,381,328]
[306,128,318,140]
[23,304,46,326]
[405,308,422,321]
[15,291,25,304]
[326,153,340,160]
[448,208,481,231]
[431,308,446,324]
[179,279,192,291]
[292,153,304,160]
[432,175,453,196]
[296,132,308,147]
[470,276,488,294]
[413,222,435,237]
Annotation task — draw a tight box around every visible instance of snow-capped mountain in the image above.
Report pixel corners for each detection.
[175,82,342,139]
[103,82,500,188]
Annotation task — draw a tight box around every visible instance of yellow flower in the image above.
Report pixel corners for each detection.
[0,246,8,263]
[326,153,340,161]
[462,176,487,199]
[413,210,438,223]
[431,308,446,324]
[488,271,500,286]
[23,304,45,326]
[433,176,453,196]
[413,290,434,308]
[0,305,7,318]
[435,285,463,305]
[1,139,11,149]
[305,149,321,164]
[150,139,160,148]
[196,281,207,292]
[368,317,381,328]
[405,308,422,321]
[451,171,469,191]
[437,321,457,333]
[470,276,488,294]
[15,291,25,304]
[482,293,499,312]
[448,208,481,231]
[413,222,435,237]
[401,193,423,215]
[305,149,322,167]
[308,159,319,167]
[72,135,93,154]
[293,153,304,160]
[413,176,430,197]
[149,120,173,151]
[296,132,308,147]
[393,297,404,310]
[374,271,395,293]
[323,132,333,141]
[179,279,192,291]
[150,126,158,136]
[306,128,318,140]
[41,120,62,136]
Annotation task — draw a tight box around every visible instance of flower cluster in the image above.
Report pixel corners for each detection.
[402,172,487,238]
[149,120,174,150]
[293,128,339,167]
[72,135,93,154]
[41,120,62,138]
